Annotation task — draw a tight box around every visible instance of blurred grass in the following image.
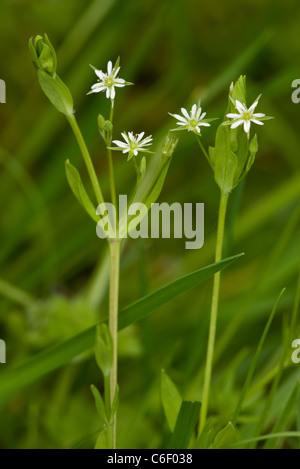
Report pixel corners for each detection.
[0,0,300,449]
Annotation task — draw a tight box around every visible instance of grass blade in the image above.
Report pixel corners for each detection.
[0,254,243,402]
[168,401,201,449]
[232,288,286,425]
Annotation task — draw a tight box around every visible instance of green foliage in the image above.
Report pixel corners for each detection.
[0,0,299,450]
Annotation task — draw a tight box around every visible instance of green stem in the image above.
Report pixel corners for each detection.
[67,114,104,205]
[106,101,117,208]
[108,240,121,449]
[199,190,229,433]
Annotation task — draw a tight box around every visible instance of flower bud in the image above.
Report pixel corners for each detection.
[97,114,106,132]
[29,34,57,76]
[140,156,146,177]
[29,34,74,117]
[162,132,178,158]
[104,120,113,134]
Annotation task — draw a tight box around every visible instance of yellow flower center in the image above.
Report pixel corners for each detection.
[106,77,114,87]
[243,111,251,121]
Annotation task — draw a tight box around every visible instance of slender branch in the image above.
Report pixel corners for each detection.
[200,190,229,433]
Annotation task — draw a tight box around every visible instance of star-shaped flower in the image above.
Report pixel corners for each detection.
[88,59,132,100]
[226,97,272,134]
[169,104,216,135]
[110,132,153,160]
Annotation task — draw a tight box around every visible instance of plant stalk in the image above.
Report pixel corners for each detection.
[200,190,229,433]
[108,239,121,448]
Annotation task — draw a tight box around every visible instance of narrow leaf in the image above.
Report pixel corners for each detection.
[209,422,236,449]
[161,369,182,432]
[168,401,201,449]
[65,159,99,222]
[90,385,107,422]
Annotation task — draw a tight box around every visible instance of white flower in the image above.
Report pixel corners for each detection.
[111,132,153,160]
[88,59,131,100]
[169,104,214,135]
[226,97,266,134]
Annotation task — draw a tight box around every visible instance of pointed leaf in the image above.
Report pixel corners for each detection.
[65,160,99,223]
[161,369,182,432]
[168,401,201,449]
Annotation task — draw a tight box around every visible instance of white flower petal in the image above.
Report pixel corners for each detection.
[191,104,197,118]
[235,100,247,114]
[199,122,210,127]
[251,119,264,126]
[111,87,116,100]
[113,140,128,148]
[252,113,265,118]
[95,69,104,79]
[107,61,113,75]
[137,132,145,142]
[181,108,190,120]
[91,85,105,92]
[226,113,241,119]
[248,100,258,112]
[244,121,251,133]
[113,66,120,77]
[196,107,202,119]
[173,114,187,123]
[231,120,243,129]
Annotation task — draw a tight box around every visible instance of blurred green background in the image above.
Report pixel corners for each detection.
[0,0,300,449]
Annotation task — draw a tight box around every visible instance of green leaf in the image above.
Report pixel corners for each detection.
[209,422,236,449]
[143,158,172,210]
[213,124,238,194]
[0,254,243,401]
[90,385,107,423]
[95,324,113,377]
[168,401,201,449]
[65,160,99,223]
[161,369,183,432]
[95,428,111,449]
[38,70,74,116]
